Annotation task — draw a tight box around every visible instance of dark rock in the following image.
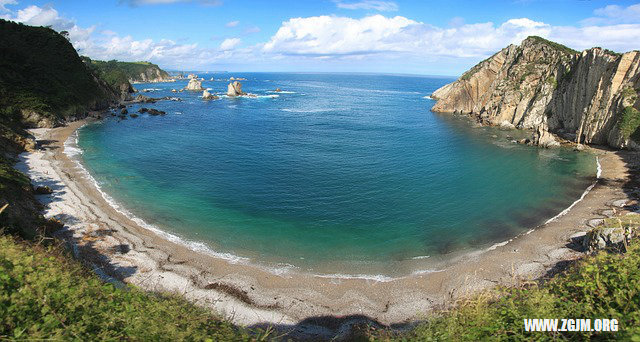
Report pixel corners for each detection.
[34,185,53,195]
[130,113,139,118]
[120,108,128,115]
[138,108,148,113]
[147,109,166,116]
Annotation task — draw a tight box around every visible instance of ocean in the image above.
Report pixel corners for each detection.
[73,72,597,278]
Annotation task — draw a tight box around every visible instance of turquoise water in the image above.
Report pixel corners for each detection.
[76,73,596,277]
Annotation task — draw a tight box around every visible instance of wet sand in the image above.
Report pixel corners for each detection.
[15,118,639,339]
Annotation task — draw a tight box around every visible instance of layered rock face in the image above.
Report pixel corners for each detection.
[132,67,172,83]
[432,36,640,149]
[185,78,204,91]
[227,81,246,96]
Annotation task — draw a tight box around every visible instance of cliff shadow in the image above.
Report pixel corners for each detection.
[247,314,417,341]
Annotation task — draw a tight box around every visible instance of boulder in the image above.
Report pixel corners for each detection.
[499,120,515,130]
[275,88,282,92]
[583,226,634,252]
[202,90,219,100]
[34,185,53,195]
[171,89,177,93]
[532,124,560,148]
[226,81,246,97]
[134,94,157,103]
[185,78,204,91]
[147,109,166,116]
[130,113,139,118]
[120,108,128,115]
[138,107,148,113]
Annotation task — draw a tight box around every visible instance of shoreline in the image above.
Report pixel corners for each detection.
[16,118,637,338]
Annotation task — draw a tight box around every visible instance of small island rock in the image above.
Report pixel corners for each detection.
[185,78,204,91]
[202,90,219,100]
[226,81,246,97]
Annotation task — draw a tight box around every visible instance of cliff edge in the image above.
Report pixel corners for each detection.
[432,36,640,149]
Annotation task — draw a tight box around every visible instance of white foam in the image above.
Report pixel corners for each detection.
[411,255,430,260]
[543,156,601,225]
[267,90,296,94]
[314,273,395,282]
[411,269,442,276]
[487,239,512,251]
[63,131,252,265]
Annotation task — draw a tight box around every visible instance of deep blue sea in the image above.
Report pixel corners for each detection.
[74,73,596,278]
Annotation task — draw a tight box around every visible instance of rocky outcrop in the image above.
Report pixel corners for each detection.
[431,36,640,149]
[202,90,219,100]
[583,226,634,252]
[227,81,246,96]
[131,65,172,83]
[185,78,204,91]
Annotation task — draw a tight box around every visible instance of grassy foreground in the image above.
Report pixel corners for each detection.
[378,238,640,341]
[0,234,260,341]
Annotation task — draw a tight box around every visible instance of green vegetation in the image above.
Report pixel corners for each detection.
[0,234,260,340]
[618,106,640,143]
[546,76,558,89]
[366,234,640,341]
[83,58,170,90]
[525,36,579,55]
[603,48,622,57]
[0,19,115,127]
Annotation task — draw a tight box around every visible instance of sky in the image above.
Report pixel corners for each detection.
[2,0,640,76]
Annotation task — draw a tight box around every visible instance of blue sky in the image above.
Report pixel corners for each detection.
[2,0,640,75]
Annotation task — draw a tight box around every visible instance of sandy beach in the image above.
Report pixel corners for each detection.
[15,118,639,339]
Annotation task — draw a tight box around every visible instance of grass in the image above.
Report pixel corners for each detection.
[83,57,170,90]
[618,106,640,143]
[0,234,260,341]
[525,36,579,55]
[368,235,640,341]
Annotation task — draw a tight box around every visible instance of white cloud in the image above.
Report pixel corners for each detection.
[263,15,552,58]
[4,5,96,49]
[220,37,241,50]
[0,0,17,12]
[582,4,640,25]
[3,2,640,74]
[225,20,239,27]
[334,0,398,12]
[263,14,640,60]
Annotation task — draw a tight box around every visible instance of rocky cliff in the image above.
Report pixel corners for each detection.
[0,20,118,129]
[432,36,640,149]
[127,62,172,83]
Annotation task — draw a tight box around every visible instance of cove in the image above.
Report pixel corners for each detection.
[74,73,597,277]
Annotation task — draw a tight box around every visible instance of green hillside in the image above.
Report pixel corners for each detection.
[0,19,116,129]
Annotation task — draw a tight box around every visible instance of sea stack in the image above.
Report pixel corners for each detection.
[202,90,219,100]
[185,78,204,91]
[226,81,246,97]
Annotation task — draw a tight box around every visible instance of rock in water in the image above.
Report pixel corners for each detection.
[226,81,246,97]
[147,109,166,116]
[275,88,282,92]
[185,78,204,91]
[202,90,219,100]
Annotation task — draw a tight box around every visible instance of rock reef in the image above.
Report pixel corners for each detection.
[202,90,219,100]
[185,78,204,91]
[226,81,246,97]
[432,36,640,149]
